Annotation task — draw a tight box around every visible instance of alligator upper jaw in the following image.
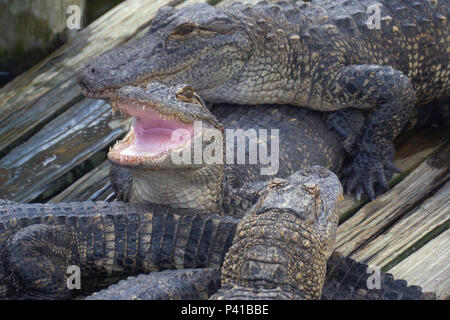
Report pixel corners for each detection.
[80,85,117,99]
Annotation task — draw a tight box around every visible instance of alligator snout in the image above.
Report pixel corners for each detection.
[77,57,122,98]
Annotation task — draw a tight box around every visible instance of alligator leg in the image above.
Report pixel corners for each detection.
[323,65,415,199]
[325,109,366,156]
[109,162,133,202]
[6,224,74,299]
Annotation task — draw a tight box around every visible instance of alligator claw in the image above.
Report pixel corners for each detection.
[340,151,400,201]
[385,161,402,174]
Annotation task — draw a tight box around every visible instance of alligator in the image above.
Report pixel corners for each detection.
[78,0,450,200]
[86,167,433,300]
[0,200,240,299]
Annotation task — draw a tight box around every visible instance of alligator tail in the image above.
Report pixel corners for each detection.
[322,252,435,300]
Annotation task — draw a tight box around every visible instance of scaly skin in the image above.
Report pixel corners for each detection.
[79,0,450,200]
[0,82,346,299]
[0,201,238,299]
[85,252,435,300]
[211,166,343,300]
[86,268,221,300]
[0,170,434,300]
[84,167,433,300]
[108,83,345,217]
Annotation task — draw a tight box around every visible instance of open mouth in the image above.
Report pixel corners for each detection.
[108,100,195,166]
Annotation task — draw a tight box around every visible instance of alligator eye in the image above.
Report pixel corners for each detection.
[171,23,197,36]
[176,86,195,102]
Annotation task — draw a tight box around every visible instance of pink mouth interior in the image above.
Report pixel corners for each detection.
[119,103,194,157]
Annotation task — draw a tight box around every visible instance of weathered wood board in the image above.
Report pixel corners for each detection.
[350,180,449,269]
[49,160,112,202]
[334,143,449,256]
[389,229,450,299]
[0,98,129,202]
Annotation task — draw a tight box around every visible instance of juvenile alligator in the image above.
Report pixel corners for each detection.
[79,0,450,199]
[86,167,433,300]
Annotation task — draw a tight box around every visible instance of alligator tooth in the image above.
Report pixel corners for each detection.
[111,100,118,114]
[289,34,300,41]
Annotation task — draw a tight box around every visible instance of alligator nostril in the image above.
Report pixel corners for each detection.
[91,68,95,74]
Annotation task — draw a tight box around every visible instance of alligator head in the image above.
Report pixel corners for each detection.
[212,166,343,300]
[78,3,252,100]
[109,82,221,169]
[108,82,225,212]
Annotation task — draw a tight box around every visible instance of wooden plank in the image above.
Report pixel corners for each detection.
[388,229,450,299]
[349,181,449,268]
[334,143,449,256]
[0,99,129,202]
[49,160,112,203]
[0,0,185,153]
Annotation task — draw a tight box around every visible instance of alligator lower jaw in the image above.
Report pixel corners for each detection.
[108,100,195,167]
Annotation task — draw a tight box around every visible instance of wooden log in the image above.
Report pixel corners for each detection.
[334,143,449,257]
[388,229,450,299]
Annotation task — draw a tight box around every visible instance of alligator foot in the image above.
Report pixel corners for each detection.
[340,146,401,200]
[6,224,74,299]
